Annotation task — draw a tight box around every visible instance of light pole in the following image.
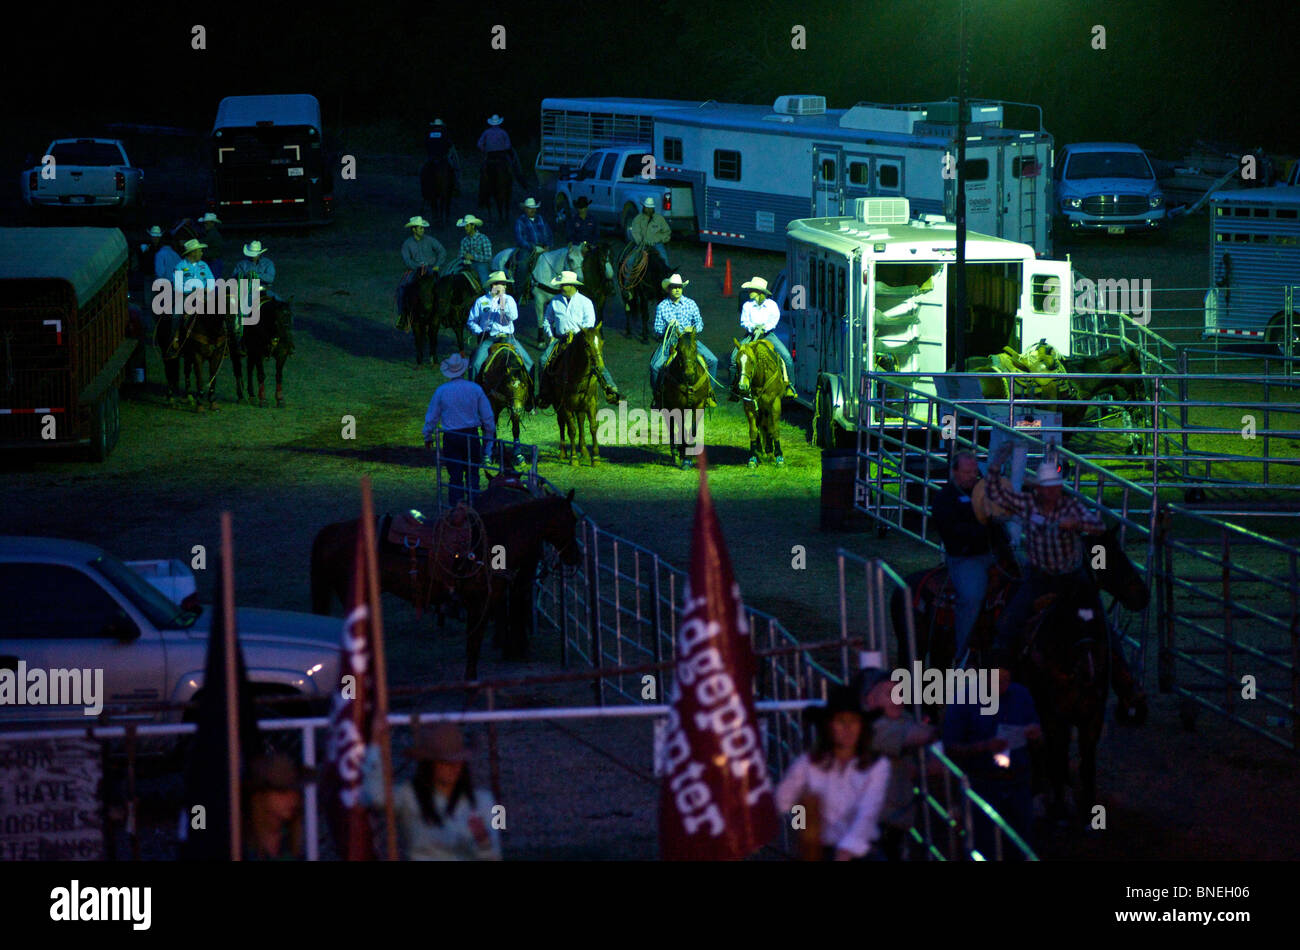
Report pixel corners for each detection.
[952,0,969,374]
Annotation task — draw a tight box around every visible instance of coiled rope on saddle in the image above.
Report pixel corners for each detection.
[618,243,648,291]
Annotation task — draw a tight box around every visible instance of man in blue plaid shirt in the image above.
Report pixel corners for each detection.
[513,198,553,291]
[650,274,717,408]
[457,215,492,287]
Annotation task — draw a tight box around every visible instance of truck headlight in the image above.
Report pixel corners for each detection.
[1149,194,1164,208]
[1064,197,1082,210]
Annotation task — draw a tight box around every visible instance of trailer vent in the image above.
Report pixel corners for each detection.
[772,95,826,116]
[855,197,910,225]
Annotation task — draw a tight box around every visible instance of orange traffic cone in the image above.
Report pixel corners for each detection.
[704,242,714,268]
[722,259,734,296]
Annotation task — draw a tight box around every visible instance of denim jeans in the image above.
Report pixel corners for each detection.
[651,340,719,389]
[946,552,994,660]
[440,428,482,507]
[473,335,532,376]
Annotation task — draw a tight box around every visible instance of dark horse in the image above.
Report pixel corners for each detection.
[616,243,670,342]
[544,326,609,466]
[891,524,1150,818]
[309,492,582,679]
[478,155,513,225]
[478,341,533,461]
[734,337,785,466]
[406,269,471,365]
[243,296,294,408]
[178,308,228,411]
[420,158,455,227]
[654,326,712,468]
[579,241,613,323]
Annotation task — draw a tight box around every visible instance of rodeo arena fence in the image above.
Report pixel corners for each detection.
[853,303,1300,757]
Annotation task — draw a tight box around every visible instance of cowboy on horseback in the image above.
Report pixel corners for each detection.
[650,273,718,409]
[467,270,533,381]
[984,445,1145,707]
[626,196,671,267]
[513,197,553,292]
[397,216,447,330]
[728,276,796,399]
[457,214,492,288]
[568,195,600,246]
[534,270,621,408]
[425,118,462,190]
[231,239,281,301]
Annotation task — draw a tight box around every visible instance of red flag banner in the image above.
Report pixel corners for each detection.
[320,523,378,860]
[659,454,779,859]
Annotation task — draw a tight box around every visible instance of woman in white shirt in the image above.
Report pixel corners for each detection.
[776,685,891,861]
[362,724,502,861]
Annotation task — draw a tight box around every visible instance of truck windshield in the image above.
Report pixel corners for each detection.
[51,142,125,166]
[1065,152,1153,181]
[91,554,199,630]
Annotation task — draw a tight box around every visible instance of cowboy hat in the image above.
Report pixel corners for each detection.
[486,114,504,126]
[245,752,317,792]
[741,276,771,294]
[199,212,221,224]
[661,273,689,291]
[642,196,656,208]
[485,270,513,285]
[1031,458,1063,487]
[406,215,430,229]
[147,225,163,237]
[410,723,470,762]
[521,197,541,210]
[574,196,591,209]
[180,238,207,255]
[549,270,583,288]
[430,118,445,127]
[457,215,484,228]
[440,353,469,378]
[242,240,268,258]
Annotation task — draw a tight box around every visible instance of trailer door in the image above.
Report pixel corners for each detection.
[962,146,1000,237]
[789,247,823,394]
[812,145,843,217]
[1002,139,1047,251]
[1020,259,1073,354]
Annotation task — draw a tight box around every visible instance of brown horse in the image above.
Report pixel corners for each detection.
[478,156,513,225]
[309,492,582,679]
[734,337,785,466]
[654,326,712,468]
[544,325,609,466]
[420,158,455,227]
[478,341,533,461]
[579,241,613,323]
[243,296,293,408]
[408,270,472,365]
[179,308,228,411]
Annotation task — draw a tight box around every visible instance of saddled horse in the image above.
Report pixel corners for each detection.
[616,243,671,342]
[892,524,1150,819]
[405,269,473,364]
[734,337,785,466]
[420,158,455,227]
[243,296,294,408]
[309,492,582,679]
[654,325,712,468]
[543,326,608,466]
[478,155,514,225]
[478,340,533,460]
[490,243,584,336]
[579,242,614,323]
[178,308,228,411]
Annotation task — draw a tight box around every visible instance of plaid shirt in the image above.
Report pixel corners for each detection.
[984,477,1103,575]
[460,231,492,263]
[654,296,703,336]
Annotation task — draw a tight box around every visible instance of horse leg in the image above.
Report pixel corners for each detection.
[1043,719,1072,820]
[275,355,286,407]
[229,340,245,402]
[412,319,426,365]
[587,404,600,466]
[1077,718,1103,825]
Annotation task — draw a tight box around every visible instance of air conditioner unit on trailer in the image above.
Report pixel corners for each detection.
[772,94,827,116]
[855,197,910,225]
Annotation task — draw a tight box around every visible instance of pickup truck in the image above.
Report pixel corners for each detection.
[0,536,342,727]
[553,145,696,239]
[1055,142,1166,234]
[20,138,144,214]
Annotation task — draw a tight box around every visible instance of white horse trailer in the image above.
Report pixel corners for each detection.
[781,198,1073,444]
[538,95,1055,256]
[537,97,705,175]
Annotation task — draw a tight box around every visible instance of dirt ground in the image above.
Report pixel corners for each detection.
[3,132,1299,860]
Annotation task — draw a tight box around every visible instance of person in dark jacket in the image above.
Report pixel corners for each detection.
[932,450,997,663]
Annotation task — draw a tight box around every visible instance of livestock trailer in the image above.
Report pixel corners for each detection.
[210,93,334,227]
[537,97,705,174]
[0,228,133,460]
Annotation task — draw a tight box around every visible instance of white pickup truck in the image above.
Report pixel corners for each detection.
[553,145,696,238]
[20,138,144,214]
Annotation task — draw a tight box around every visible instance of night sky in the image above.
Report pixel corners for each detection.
[4,0,1298,159]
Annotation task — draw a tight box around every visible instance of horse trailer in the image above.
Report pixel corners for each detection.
[0,227,133,461]
[779,198,1073,445]
[538,95,1055,256]
[1203,185,1300,349]
[537,97,705,175]
[209,94,334,227]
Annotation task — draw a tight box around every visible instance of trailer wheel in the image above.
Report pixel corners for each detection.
[619,202,639,237]
[89,386,120,462]
[1265,312,1299,356]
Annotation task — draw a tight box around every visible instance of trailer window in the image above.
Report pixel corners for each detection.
[808,257,819,307]
[663,137,683,164]
[848,162,870,185]
[1277,208,1298,219]
[1012,157,1040,178]
[961,159,990,181]
[1030,274,1062,313]
[820,159,836,181]
[877,162,901,190]
[714,149,742,181]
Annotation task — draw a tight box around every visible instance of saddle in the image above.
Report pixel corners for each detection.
[385,506,481,611]
[482,340,522,378]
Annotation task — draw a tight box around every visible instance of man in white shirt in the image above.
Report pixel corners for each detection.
[468,271,532,380]
[535,271,621,408]
[728,276,796,399]
[423,353,496,506]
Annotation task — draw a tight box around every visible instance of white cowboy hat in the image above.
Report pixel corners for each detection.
[487,115,504,126]
[485,270,513,285]
[242,240,268,258]
[457,215,484,228]
[661,273,689,291]
[431,118,445,127]
[440,353,469,378]
[406,215,430,229]
[180,238,208,254]
[199,212,221,224]
[549,270,583,288]
[741,276,771,294]
[1032,458,1063,487]
[147,225,163,237]
[521,197,541,210]
[642,196,656,208]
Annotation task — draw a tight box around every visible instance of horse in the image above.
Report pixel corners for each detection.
[490,243,584,336]
[406,269,471,365]
[734,337,785,466]
[616,242,671,342]
[579,242,614,323]
[243,296,294,408]
[544,326,608,466]
[178,308,228,411]
[309,492,582,679]
[478,156,514,225]
[654,325,712,468]
[478,341,533,462]
[420,158,455,227]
